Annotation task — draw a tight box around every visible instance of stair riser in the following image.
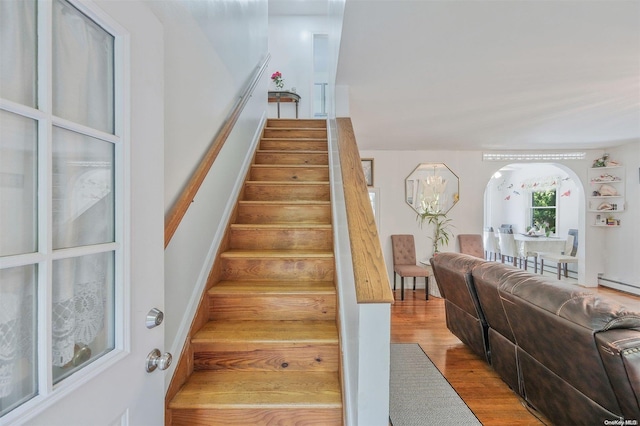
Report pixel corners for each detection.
[220,258,335,281]
[230,228,332,250]
[260,140,328,151]
[267,119,326,128]
[243,184,330,202]
[263,129,327,139]
[236,204,331,224]
[171,408,342,426]
[249,166,329,182]
[193,344,339,372]
[254,152,328,165]
[209,294,336,321]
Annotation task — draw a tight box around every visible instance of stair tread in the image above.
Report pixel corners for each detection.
[245,180,329,185]
[169,371,342,409]
[230,223,332,230]
[251,164,329,168]
[193,320,338,343]
[209,280,335,294]
[267,119,326,127]
[220,249,334,258]
[261,137,327,141]
[256,149,328,154]
[264,127,327,131]
[239,200,330,205]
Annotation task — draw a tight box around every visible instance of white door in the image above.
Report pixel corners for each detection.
[0,1,165,425]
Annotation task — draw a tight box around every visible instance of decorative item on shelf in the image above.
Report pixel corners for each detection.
[597,184,619,196]
[592,153,621,168]
[592,153,609,168]
[271,71,284,90]
[591,173,621,183]
[597,202,616,211]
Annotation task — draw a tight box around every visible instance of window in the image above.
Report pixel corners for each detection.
[0,0,121,416]
[530,190,557,234]
[313,34,328,118]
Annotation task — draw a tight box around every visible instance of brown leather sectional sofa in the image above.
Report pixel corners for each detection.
[430,252,640,425]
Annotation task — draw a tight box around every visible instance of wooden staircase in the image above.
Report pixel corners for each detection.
[168,119,343,425]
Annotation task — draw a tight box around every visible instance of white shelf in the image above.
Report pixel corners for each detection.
[587,163,625,228]
[590,166,623,170]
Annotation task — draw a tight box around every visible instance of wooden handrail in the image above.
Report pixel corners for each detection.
[336,118,394,304]
[164,54,271,248]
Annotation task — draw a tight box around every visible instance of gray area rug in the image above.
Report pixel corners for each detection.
[389,343,481,426]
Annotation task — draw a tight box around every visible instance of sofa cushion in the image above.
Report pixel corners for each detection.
[497,273,639,416]
[472,261,529,342]
[597,329,640,420]
[430,252,487,318]
[499,275,640,332]
[518,349,621,425]
[430,252,489,361]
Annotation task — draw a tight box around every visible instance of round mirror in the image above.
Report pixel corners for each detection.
[405,163,460,215]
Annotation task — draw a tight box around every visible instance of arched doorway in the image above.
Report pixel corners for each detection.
[483,163,586,281]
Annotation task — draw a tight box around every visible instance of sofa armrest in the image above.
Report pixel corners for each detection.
[596,329,640,420]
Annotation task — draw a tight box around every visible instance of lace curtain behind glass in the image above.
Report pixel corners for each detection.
[50,0,114,372]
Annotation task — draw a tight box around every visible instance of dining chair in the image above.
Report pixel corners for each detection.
[540,232,578,280]
[499,224,514,233]
[520,239,540,273]
[391,234,432,301]
[482,227,499,261]
[458,234,484,259]
[497,230,520,267]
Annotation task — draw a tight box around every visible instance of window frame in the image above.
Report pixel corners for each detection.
[529,189,557,233]
[0,0,129,420]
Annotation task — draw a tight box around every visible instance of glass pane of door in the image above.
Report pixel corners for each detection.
[0,265,38,417]
[1,0,122,418]
[0,0,37,107]
[52,126,114,250]
[52,0,114,134]
[52,251,114,383]
[0,110,38,257]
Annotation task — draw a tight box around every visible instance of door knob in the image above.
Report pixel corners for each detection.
[146,308,164,329]
[146,349,172,372]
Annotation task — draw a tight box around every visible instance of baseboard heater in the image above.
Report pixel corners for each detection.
[599,276,640,297]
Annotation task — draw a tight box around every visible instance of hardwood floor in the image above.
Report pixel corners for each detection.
[390,283,640,426]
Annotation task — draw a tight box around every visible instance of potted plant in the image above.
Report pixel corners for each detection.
[271,71,284,90]
[417,212,454,255]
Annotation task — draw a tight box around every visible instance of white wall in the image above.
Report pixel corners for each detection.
[148,0,270,383]
[268,15,328,119]
[149,0,268,210]
[599,142,640,294]
[358,148,639,290]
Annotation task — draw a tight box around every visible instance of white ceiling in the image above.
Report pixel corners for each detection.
[269,0,328,16]
[277,0,640,151]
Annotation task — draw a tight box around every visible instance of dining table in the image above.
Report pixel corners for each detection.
[514,234,566,256]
